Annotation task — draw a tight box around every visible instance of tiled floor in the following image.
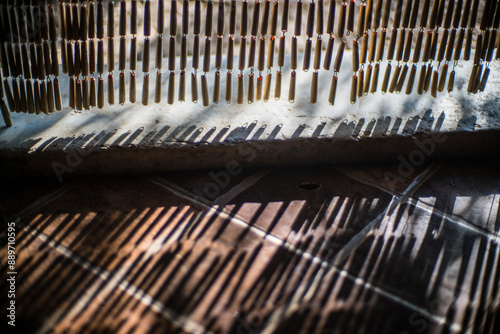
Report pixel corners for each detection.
[1,160,499,334]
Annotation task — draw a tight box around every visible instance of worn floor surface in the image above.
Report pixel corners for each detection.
[1,159,499,334]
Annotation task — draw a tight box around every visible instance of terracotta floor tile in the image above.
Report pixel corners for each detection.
[56,242,406,334]
[222,166,393,242]
[259,274,450,334]
[71,207,451,334]
[0,235,102,333]
[337,199,500,333]
[156,166,264,203]
[50,283,186,334]
[18,176,200,275]
[412,161,500,234]
[3,162,499,333]
[116,208,282,328]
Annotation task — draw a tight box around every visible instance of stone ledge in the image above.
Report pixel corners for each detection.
[2,127,499,180]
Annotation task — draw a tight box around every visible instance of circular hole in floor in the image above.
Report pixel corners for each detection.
[298,182,322,191]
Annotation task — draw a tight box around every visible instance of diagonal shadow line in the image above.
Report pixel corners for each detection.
[335,166,401,198]
[148,165,456,334]
[413,199,500,241]
[212,168,272,207]
[331,163,444,269]
[258,163,446,334]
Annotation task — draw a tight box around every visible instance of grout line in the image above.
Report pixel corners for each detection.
[146,174,286,242]
[19,221,213,334]
[335,161,443,200]
[148,175,381,270]
[400,163,444,199]
[147,168,271,211]
[331,197,396,268]
[16,165,470,333]
[262,163,451,334]
[264,263,449,333]
[213,168,271,206]
[146,171,278,234]
[8,174,214,333]
[146,174,214,207]
[21,200,450,334]
[146,170,454,327]
[412,198,500,242]
[487,194,500,234]
[331,163,444,268]
[154,172,278,235]
[14,178,86,220]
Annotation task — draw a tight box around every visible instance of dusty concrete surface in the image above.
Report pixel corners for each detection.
[1,55,499,178]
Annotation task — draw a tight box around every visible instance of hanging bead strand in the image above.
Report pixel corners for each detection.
[256,0,270,101]
[201,0,213,106]
[276,0,289,100]
[264,0,278,102]
[142,0,151,105]
[214,0,225,103]
[192,0,201,103]
[180,0,189,102]
[289,0,302,103]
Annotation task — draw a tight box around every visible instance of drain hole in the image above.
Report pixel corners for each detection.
[298,182,321,191]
